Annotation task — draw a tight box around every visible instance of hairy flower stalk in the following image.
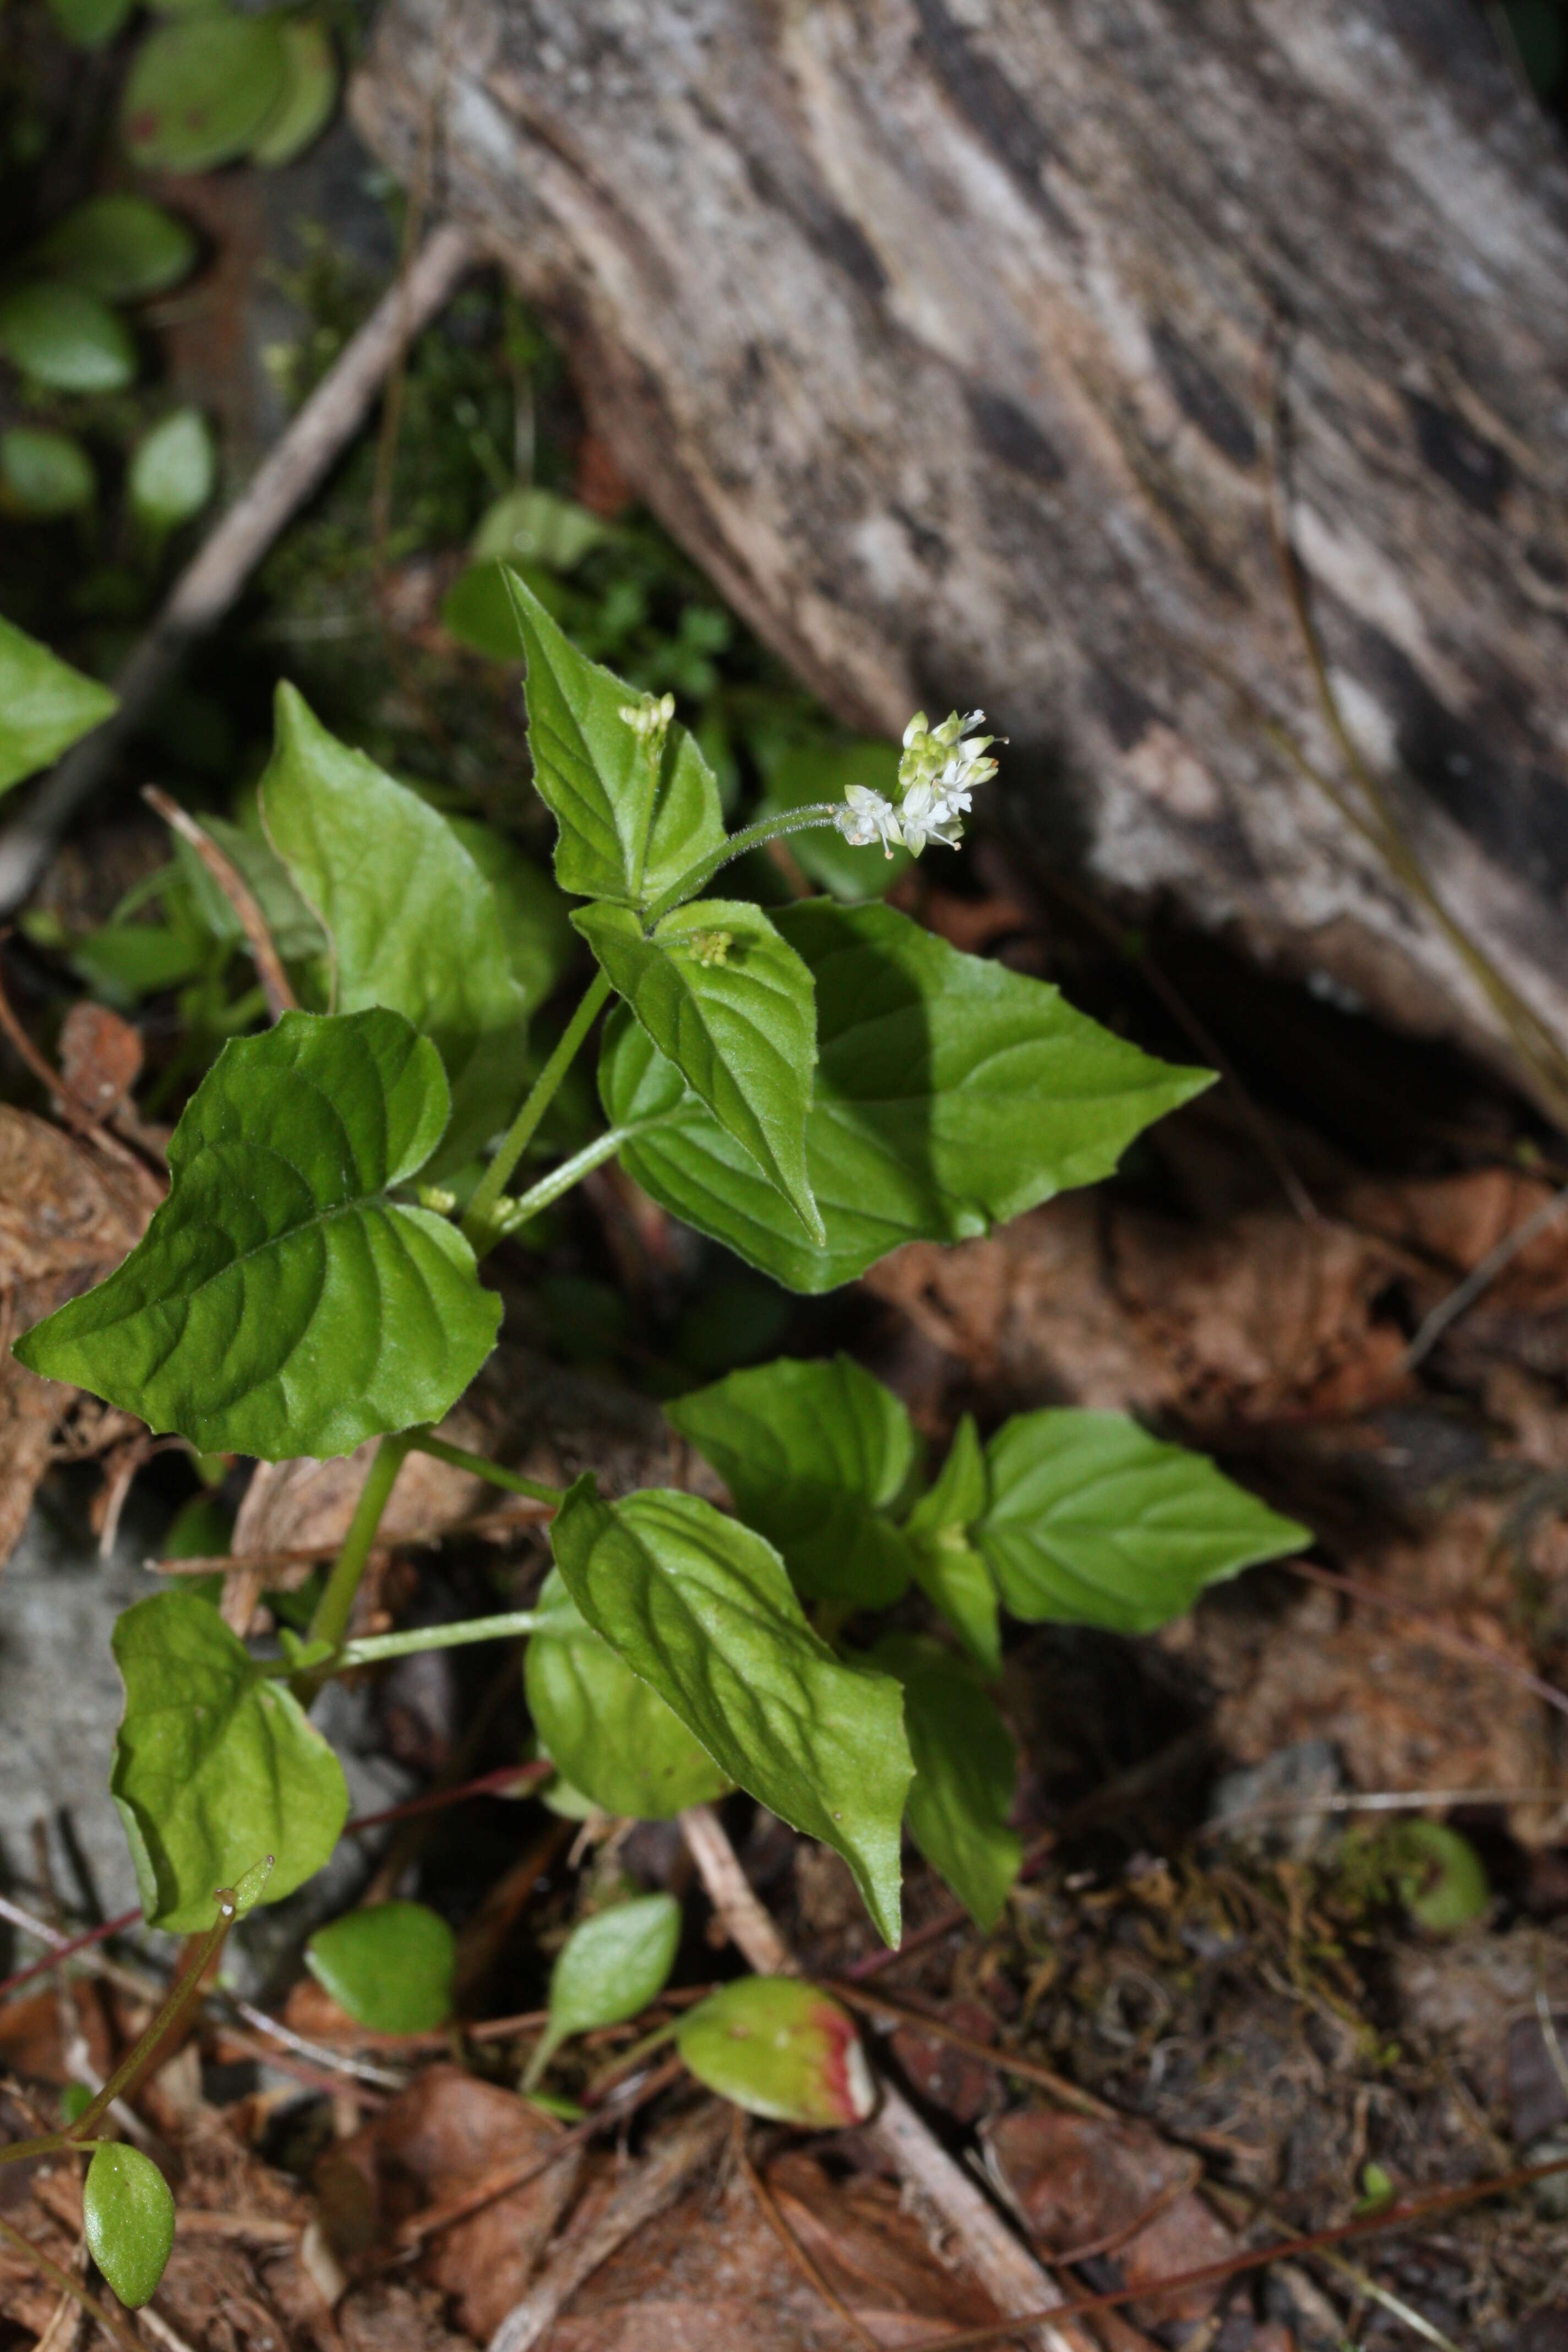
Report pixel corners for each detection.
[835,709,999,856]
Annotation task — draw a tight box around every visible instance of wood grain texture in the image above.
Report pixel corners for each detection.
[353,0,1568,1090]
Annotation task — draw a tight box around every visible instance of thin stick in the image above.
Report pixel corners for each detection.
[142,786,296,1020]
[1402,1179,1568,1366]
[734,2111,881,2351]
[1536,1988,1568,2110]
[0,222,480,917]
[678,1809,1094,2352]
[0,2211,141,2352]
[890,2150,1568,2352]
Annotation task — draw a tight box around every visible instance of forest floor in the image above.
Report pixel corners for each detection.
[2,50,1568,2352]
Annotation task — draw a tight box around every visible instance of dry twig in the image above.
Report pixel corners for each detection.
[142,787,296,1020]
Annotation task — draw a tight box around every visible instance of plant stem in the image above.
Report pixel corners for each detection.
[335,1609,540,1667]
[407,1430,564,1506]
[299,1430,412,1695]
[63,1901,235,2148]
[643,806,845,925]
[462,969,613,1249]
[488,1121,652,1239]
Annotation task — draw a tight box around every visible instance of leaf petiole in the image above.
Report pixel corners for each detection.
[406,1429,564,1506]
[295,1430,413,1701]
[331,1608,540,1668]
[462,968,613,1250]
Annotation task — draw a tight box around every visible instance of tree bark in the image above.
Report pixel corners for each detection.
[353,0,1568,1106]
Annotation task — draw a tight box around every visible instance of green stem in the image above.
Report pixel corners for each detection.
[488,1122,650,1240]
[462,968,613,1250]
[334,1609,540,1668]
[643,805,844,926]
[407,1430,563,1507]
[64,1898,235,2148]
[297,1431,412,1700]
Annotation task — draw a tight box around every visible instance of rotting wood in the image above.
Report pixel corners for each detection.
[353,2,1568,1106]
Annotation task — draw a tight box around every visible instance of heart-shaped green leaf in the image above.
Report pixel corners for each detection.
[15,1008,500,1458]
[871,1633,1020,1930]
[0,613,115,795]
[84,2144,175,2309]
[122,14,288,173]
[977,1409,1310,1631]
[129,407,215,531]
[25,195,197,300]
[249,18,338,166]
[1,427,95,518]
[259,685,531,1170]
[527,1892,682,2085]
[903,1413,999,1672]
[111,1591,347,1930]
[507,568,726,906]
[549,1481,912,1943]
[676,1979,874,2126]
[667,1354,919,1607]
[0,282,135,392]
[575,898,821,1241]
[306,1901,456,2033]
[524,1570,731,1819]
[602,901,1211,1292]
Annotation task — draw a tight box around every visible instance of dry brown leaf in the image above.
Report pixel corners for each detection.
[1165,1501,1567,1844]
[0,1103,154,1571]
[56,1001,143,1119]
[1346,1168,1568,1312]
[340,2063,580,2341]
[865,1196,1404,1428]
[981,2109,1200,2262]
[537,2148,999,2352]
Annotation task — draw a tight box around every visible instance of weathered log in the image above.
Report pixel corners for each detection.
[353,1,1568,1106]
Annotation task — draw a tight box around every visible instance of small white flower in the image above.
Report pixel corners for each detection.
[836,785,905,856]
[835,710,1000,859]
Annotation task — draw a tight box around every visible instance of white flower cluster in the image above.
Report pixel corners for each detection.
[835,709,999,857]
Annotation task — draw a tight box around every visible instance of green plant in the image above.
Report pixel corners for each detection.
[9,573,1310,2310]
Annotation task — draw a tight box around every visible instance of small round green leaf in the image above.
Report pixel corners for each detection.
[122,15,289,174]
[249,19,339,166]
[25,196,198,301]
[676,1978,875,2126]
[129,407,215,531]
[83,2144,175,2310]
[1385,1822,1490,1933]
[0,612,116,797]
[0,282,135,393]
[527,1893,681,2086]
[46,0,133,49]
[1,427,95,518]
[306,1902,456,2034]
